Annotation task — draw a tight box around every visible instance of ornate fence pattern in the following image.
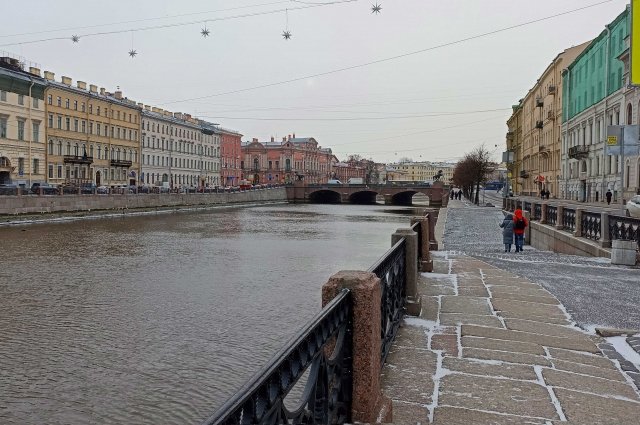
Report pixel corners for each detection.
[609,215,640,247]
[547,205,558,226]
[562,208,576,232]
[524,201,531,213]
[581,212,601,241]
[368,238,407,366]
[203,290,354,425]
[533,204,542,221]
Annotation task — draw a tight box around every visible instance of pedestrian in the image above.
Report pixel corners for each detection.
[545,189,550,200]
[499,212,515,253]
[606,189,612,205]
[540,188,545,199]
[512,209,528,252]
[450,189,455,200]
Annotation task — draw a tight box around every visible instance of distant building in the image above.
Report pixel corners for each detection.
[220,127,243,187]
[241,134,334,184]
[332,161,365,183]
[43,72,141,187]
[387,161,455,183]
[0,56,47,187]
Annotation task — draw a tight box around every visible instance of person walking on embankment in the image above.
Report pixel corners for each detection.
[499,212,514,253]
[606,189,612,205]
[512,209,528,253]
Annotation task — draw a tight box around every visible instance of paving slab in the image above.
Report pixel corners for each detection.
[546,347,617,370]
[440,313,503,328]
[461,325,600,353]
[489,285,555,298]
[554,388,640,424]
[542,368,639,400]
[551,358,629,382]
[462,336,545,356]
[463,347,552,367]
[419,296,439,322]
[499,311,571,325]
[503,319,589,339]
[490,292,560,305]
[432,406,549,425]
[389,401,429,424]
[440,296,492,315]
[438,374,559,420]
[394,323,429,350]
[431,334,459,357]
[381,346,437,405]
[421,283,456,297]
[443,357,538,380]
[490,299,567,320]
[457,286,491,297]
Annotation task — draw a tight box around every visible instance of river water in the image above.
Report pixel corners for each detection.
[0,202,423,424]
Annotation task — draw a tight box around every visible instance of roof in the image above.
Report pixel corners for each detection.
[48,80,141,110]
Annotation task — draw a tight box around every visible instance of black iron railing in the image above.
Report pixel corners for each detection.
[533,204,542,221]
[524,201,531,212]
[547,205,558,226]
[368,238,406,366]
[562,208,576,232]
[203,289,353,425]
[581,211,601,241]
[609,215,640,248]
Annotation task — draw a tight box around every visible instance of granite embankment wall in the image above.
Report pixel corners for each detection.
[0,188,288,216]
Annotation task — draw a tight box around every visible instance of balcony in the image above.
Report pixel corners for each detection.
[519,170,530,179]
[64,155,93,165]
[535,98,544,108]
[568,145,589,159]
[535,121,543,129]
[547,110,555,120]
[538,145,548,152]
[506,131,514,139]
[548,85,556,95]
[110,159,133,168]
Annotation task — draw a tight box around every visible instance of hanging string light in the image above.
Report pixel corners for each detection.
[282,8,292,40]
[201,21,210,37]
[128,31,137,57]
[71,34,80,43]
[371,3,382,14]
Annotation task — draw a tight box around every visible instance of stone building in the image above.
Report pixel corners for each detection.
[220,127,243,187]
[44,72,141,187]
[506,101,523,195]
[241,135,334,184]
[387,161,455,184]
[561,8,634,202]
[0,56,47,187]
[515,42,589,197]
[140,108,220,189]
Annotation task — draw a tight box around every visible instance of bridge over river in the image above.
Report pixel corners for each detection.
[286,182,448,206]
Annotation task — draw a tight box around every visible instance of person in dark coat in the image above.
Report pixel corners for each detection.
[499,212,514,253]
[606,189,612,205]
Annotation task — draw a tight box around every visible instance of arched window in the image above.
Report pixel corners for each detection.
[48,140,54,155]
[66,142,71,155]
[74,143,79,156]
[627,103,633,125]
[254,158,259,171]
[58,141,62,155]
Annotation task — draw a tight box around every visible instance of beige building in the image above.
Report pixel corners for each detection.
[387,161,455,183]
[44,72,141,187]
[510,42,589,197]
[0,57,47,187]
[506,101,523,195]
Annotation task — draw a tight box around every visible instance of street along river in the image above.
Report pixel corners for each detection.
[0,203,424,424]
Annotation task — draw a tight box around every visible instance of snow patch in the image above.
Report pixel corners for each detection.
[580,324,599,335]
[426,351,444,423]
[534,365,567,422]
[404,317,438,329]
[607,336,640,367]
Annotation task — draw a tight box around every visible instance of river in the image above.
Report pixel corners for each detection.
[0,202,424,424]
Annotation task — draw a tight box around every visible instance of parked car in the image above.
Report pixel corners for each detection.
[625,195,640,218]
[30,182,59,195]
[327,179,343,185]
[96,185,109,194]
[80,183,97,194]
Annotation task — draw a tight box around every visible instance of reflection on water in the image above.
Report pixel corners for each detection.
[0,203,419,424]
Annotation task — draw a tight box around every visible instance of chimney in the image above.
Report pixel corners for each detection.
[89,84,98,93]
[137,102,144,107]
[144,105,151,111]
[77,81,87,90]
[163,110,172,117]
[43,71,55,81]
[100,87,105,95]
[252,138,258,143]
[174,112,183,119]
[288,134,291,141]
[152,107,161,113]
[114,90,122,99]
[184,113,192,120]
[283,137,286,142]
[293,133,295,138]
[29,67,41,77]
[61,76,72,85]
[271,136,274,142]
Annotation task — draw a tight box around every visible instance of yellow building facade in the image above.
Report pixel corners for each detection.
[509,42,589,197]
[44,72,141,187]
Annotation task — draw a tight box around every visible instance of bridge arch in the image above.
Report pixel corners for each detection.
[308,189,342,204]
[348,190,378,205]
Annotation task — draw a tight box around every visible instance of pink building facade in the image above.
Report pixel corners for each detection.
[219,128,243,187]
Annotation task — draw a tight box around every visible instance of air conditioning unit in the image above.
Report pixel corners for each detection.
[535,98,544,108]
[535,121,544,129]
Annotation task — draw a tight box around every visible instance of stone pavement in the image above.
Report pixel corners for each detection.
[379,200,640,424]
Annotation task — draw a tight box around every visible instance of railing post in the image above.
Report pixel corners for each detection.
[392,228,421,316]
[555,205,564,230]
[540,202,547,224]
[321,272,393,424]
[411,216,432,272]
[600,212,612,248]
[424,208,439,251]
[523,210,531,246]
[574,208,584,237]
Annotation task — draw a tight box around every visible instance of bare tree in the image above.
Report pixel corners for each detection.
[452,144,496,204]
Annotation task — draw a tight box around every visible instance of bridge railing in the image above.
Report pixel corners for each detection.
[205,211,438,424]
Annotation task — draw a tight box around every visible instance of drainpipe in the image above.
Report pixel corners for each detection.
[27,79,34,187]
[602,24,611,201]
[563,69,570,200]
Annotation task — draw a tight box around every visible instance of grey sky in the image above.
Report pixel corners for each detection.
[1,0,629,163]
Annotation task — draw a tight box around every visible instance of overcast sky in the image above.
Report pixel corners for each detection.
[1,0,629,163]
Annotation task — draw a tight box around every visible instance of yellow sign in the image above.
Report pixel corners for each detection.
[632,0,640,85]
[607,136,618,146]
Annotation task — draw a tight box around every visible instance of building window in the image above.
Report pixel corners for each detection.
[57,141,62,155]
[96,106,100,115]
[48,164,54,178]
[0,117,6,138]
[48,94,52,105]
[18,158,24,175]
[81,121,86,133]
[57,165,63,178]
[33,98,39,108]
[89,104,93,114]
[33,122,40,142]
[89,122,93,134]
[74,119,78,132]
[81,102,85,112]
[57,96,61,106]
[97,123,101,136]
[48,140,54,154]
[1,90,7,101]
[65,99,70,108]
[33,159,39,175]
[65,117,70,131]
[57,116,62,129]
[48,114,53,128]
[17,120,25,140]
[18,95,24,105]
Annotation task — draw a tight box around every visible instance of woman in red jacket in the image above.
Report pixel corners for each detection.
[512,209,528,252]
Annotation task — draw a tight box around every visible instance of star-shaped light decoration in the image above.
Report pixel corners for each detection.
[371,3,382,14]
[282,30,292,40]
[128,49,138,58]
[201,27,210,37]
[71,35,80,43]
